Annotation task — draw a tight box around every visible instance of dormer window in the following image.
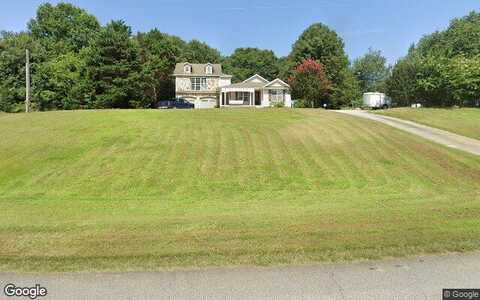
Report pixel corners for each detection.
[184,64,192,74]
[205,64,213,75]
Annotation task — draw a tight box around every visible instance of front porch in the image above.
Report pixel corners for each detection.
[220,89,262,107]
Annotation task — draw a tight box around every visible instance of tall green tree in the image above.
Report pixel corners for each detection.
[447,55,480,106]
[277,56,293,81]
[83,20,143,108]
[415,55,452,106]
[387,10,480,107]
[289,23,349,84]
[415,11,480,58]
[28,2,100,54]
[332,69,362,108]
[223,48,279,82]
[0,31,46,112]
[34,52,84,110]
[181,39,221,63]
[137,29,186,104]
[385,56,421,106]
[352,48,390,93]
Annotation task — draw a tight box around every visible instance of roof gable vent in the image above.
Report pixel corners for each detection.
[205,64,213,74]
[184,63,192,74]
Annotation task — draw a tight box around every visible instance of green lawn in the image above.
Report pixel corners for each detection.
[376,108,480,140]
[1,109,480,272]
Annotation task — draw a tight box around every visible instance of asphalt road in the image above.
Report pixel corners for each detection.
[1,252,479,300]
[336,110,480,156]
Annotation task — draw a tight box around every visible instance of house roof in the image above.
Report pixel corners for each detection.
[173,63,231,77]
[222,74,290,89]
[264,78,290,88]
[243,74,269,84]
[223,82,268,89]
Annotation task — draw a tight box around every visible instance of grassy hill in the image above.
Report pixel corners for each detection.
[376,108,480,140]
[1,109,480,272]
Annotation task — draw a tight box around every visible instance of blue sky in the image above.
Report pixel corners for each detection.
[1,0,479,64]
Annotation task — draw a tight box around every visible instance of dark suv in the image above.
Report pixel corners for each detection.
[157,98,194,109]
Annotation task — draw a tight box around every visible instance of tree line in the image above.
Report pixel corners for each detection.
[386,11,480,107]
[0,3,478,112]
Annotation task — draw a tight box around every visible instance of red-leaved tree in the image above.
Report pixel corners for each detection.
[288,59,332,108]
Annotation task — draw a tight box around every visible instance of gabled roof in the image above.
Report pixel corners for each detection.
[264,78,290,88]
[173,63,230,76]
[243,74,269,84]
[222,74,290,89]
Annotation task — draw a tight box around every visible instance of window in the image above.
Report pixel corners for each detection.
[235,92,250,102]
[206,65,213,74]
[191,77,207,91]
[269,90,285,103]
[184,64,191,73]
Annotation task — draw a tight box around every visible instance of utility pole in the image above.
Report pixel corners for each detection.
[25,49,31,113]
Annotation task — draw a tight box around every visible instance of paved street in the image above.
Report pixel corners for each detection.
[336,110,480,156]
[1,252,479,299]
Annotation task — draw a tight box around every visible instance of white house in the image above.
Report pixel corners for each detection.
[220,74,291,108]
[173,63,291,108]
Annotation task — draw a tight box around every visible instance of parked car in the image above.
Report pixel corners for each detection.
[157,98,194,109]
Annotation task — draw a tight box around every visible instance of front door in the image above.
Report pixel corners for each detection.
[255,91,261,106]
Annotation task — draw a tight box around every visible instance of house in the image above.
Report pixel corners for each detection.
[173,63,232,109]
[173,63,291,108]
[220,74,291,108]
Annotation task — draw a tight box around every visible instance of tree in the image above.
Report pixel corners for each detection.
[137,29,186,104]
[288,59,332,108]
[383,10,480,107]
[385,56,421,106]
[415,55,452,106]
[223,48,279,82]
[34,52,84,110]
[289,23,349,85]
[83,20,143,108]
[444,12,480,58]
[181,39,221,63]
[277,56,294,81]
[352,48,390,93]
[28,2,100,54]
[386,11,480,107]
[0,31,47,112]
[415,11,480,59]
[447,55,480,106]
[332,69,362,108]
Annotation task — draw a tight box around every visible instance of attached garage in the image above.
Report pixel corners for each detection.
[195,97,217,109]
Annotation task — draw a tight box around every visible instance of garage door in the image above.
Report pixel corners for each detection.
[195,98,217,109]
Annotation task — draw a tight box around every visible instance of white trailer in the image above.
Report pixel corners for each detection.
[363,92,390,109]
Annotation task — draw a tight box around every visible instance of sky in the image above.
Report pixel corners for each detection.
[1,0,479,64]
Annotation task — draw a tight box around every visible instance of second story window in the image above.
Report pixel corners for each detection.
[191,77,207,91]
[184,64,191,73]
